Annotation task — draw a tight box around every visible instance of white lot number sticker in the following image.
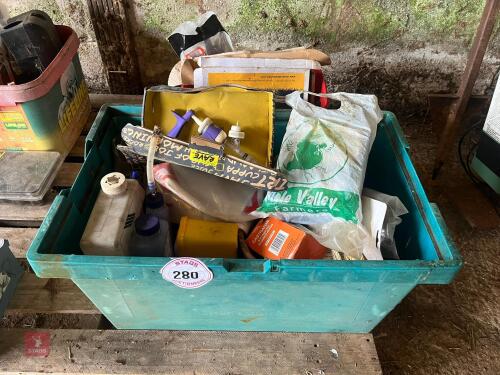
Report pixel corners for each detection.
[160,257,213,289]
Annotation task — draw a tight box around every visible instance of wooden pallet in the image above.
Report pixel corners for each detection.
[1,329,380,374]
[0,95,382,374]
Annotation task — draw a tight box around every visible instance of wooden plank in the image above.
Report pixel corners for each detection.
[0,191,56,227]
[53,163,82,187]
[68,136,85,158]
[77,94,142,149]
[0,227,37,258]
[7,273,99,315]
[86,0,142,94]
[0,329,381,374]
[83,94,142,134]
[0,162,81,226]
[82,109,97,134]
[89,93,143,108]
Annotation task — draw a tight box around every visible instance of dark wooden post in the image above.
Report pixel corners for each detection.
[86,0,142,94]
[433,0,499,178]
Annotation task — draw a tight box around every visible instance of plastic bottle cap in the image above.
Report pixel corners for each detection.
[145,192,164,209]
[192,114,211,134]
[228,124,245,139]
[135,214,160,236]
[100,172,127,195]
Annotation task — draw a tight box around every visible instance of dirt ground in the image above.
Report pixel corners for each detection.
[374,117,500,375]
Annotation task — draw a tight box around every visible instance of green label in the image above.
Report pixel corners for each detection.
[4,122,28,130]
[259,187,359,223]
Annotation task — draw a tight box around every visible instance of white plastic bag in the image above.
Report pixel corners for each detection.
[258,91,382,224]
[256,91,383,258]
[154,163,263,223]
[167,12,233,59]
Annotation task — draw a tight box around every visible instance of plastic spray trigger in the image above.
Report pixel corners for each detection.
[168,110,193,138]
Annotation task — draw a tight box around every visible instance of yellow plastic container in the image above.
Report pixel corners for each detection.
[175,217,238,258]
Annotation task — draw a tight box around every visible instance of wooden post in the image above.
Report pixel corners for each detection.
[433,0,499,178]
[86,0,142,94]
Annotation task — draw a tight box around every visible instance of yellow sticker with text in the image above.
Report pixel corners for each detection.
[207,72,305,90]
[189,149,219,167]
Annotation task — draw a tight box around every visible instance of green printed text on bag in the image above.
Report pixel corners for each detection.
[259,187,359,222]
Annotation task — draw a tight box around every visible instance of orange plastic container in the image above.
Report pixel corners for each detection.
[246,216,327,259]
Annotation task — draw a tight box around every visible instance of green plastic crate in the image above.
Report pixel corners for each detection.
[27,105,462,332]
[0,239,24,318]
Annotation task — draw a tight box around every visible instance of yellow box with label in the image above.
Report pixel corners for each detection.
[143,86,273,167]
[175,217,238,258]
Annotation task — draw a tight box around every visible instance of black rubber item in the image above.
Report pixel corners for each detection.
[0,10,62,83]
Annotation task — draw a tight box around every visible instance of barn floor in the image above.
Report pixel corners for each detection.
[374,116,500,374]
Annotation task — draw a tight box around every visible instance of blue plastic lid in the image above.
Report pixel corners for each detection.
[144,192,164,209]
[135,214,160,236]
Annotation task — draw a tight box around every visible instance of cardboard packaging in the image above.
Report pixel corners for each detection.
[246,216,327,260]
[167,47,331,87]
[120,124,288,192]
[193,58,320,103]
[196,47,332,66]
[142,86,274,167]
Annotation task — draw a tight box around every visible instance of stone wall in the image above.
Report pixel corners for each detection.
[2,0,500,114]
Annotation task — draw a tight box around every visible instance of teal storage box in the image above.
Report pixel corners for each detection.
[27,105,462,332]
[0,239,24,318]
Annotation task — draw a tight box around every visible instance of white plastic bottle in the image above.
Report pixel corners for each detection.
[225,124,258,164]
[80,172,145,256]
[128,214,173,257]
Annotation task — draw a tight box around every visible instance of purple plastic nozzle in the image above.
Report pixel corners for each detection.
[168,109,193,138]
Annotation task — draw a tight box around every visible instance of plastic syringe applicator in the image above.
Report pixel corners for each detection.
[191,114,227,143]
[168,110,193,138]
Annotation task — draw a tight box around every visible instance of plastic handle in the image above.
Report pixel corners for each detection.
[207,259,273,274]
[168,110,193,138]
[428,202,461,262]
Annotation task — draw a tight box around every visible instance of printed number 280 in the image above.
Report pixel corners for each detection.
[172,271,199,279]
